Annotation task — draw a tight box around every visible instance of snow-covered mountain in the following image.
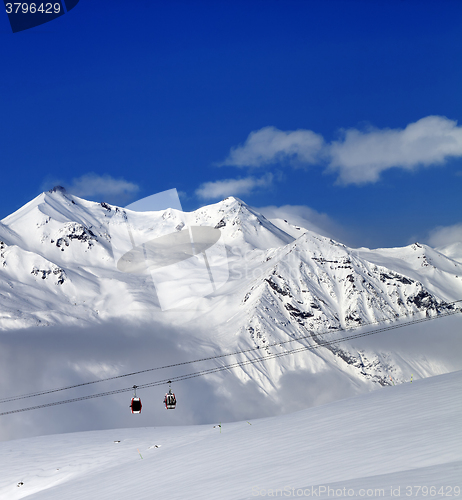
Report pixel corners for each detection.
[2,187,460,328]
[1,188,461,429]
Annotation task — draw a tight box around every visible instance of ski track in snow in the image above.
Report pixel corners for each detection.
[0,370,461,500]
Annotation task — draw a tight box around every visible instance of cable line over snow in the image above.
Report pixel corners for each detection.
[0,303,461,416]
[1,299,461,405]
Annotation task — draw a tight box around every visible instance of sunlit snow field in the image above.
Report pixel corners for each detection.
[0,370,460,499]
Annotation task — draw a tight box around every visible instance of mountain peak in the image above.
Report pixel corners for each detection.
[49,186,67,194]
[215,196,247,208]
[222,196,243,202]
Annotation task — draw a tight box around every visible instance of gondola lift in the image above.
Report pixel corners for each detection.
[130,385,142,414]
[164,381,176,410]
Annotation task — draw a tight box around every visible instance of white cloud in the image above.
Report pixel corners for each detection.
[427,223,462,263]
[195,174,273,200]
[427,223,462,248]
[258,204,351,244]
[328,116,462,185]
[218,117,462,185]
[66,173,140,203]
[218,126,325,168]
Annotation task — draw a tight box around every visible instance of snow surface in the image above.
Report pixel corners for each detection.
[0,370,460,499]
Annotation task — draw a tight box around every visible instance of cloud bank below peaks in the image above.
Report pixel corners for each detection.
[218,116,462,186]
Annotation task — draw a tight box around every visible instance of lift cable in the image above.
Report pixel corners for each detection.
[1,305,460,417]
[0,299,461,405]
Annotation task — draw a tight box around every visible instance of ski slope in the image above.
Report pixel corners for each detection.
[0,370,460,500]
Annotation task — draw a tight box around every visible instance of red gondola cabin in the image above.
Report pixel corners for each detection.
[130,397,142,414]
[130,385,142,414]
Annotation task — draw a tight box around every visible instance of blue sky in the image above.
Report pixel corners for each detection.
[0,0,461,248]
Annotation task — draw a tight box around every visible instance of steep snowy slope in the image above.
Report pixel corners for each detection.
[0,370,460,500]
[356,243,462,302]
